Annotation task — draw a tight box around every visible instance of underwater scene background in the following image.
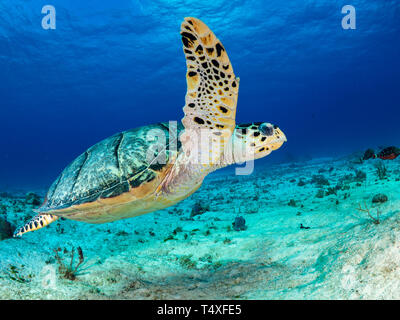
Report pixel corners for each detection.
[0,0,400,299]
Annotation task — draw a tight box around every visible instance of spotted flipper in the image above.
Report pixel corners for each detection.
[13,214,59,237]
[180,17,239,161]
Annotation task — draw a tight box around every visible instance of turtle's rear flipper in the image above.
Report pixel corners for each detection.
[13,214,59,237]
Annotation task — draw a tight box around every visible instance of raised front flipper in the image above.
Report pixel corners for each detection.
[180,17,239,164]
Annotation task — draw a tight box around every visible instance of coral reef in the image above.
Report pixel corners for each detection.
[25,192,41,206]
[363,148,375,160]
[0,217,13,240]
[311,174,330,187]
[372,194,388,204]
[233,216,247,231]
[356,202,381,225]
[190,201,210,218]
[53,246,85,280]
[374,161,388,180]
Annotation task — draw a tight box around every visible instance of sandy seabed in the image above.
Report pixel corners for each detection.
[1,154,400,299]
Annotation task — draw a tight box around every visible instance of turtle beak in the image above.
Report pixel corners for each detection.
[269,126,287,151]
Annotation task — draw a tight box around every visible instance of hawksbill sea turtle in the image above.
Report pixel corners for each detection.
[14,17,287,237]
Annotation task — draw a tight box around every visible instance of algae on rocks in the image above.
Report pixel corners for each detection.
[0,217,13,240]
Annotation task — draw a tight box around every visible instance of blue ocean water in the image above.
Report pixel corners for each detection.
[1,0,399,189]
[1,1,400,301]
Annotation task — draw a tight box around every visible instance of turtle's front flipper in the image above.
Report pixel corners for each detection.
[180,17,239,164]
[13,214,59,237]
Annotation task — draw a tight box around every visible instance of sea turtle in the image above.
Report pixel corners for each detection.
[14,17,287,237]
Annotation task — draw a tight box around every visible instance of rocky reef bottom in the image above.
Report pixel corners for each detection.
[1,153,400,299]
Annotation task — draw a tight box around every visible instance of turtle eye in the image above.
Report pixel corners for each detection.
[259,123,274,136]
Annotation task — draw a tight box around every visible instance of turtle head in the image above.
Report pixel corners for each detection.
[230,122,287,163]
